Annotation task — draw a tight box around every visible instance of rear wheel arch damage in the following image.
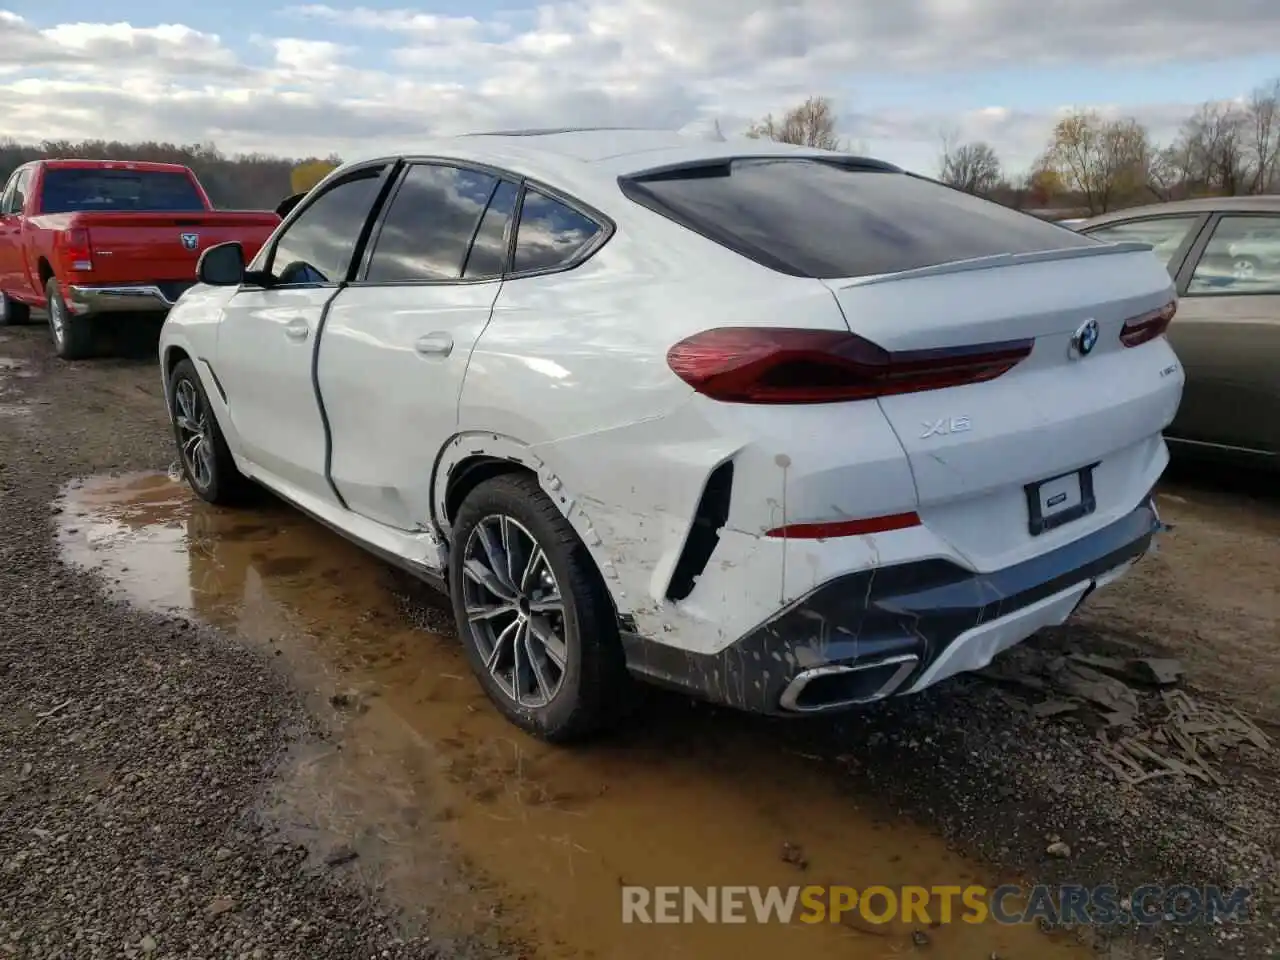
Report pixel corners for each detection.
[439,451,634,741]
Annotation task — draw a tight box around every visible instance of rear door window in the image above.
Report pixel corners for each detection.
[365,164,504,283]
[1186,214,1280,296]
[620,158,1094,279]
[463,180,519,279]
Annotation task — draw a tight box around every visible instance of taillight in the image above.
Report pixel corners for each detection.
[59,227,93,272]
[666,327,1034,404]
[1119,301,1176,348]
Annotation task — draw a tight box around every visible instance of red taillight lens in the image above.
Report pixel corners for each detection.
[59,227,93,272]
[765,511,922,539]
[1119,301,1176,348]
[666,327,1034,404]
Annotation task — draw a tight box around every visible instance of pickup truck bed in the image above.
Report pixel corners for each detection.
[0,159,279,359]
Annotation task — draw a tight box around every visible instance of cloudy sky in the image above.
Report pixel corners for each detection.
[2,1,1279,175]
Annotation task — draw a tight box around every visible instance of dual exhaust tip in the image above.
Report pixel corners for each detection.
[778,653,920,713]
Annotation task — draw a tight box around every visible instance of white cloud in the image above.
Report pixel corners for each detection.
[0,2,1276,174]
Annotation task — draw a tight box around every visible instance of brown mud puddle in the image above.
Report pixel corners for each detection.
[57,472,1108,960]
[0,355,36,417]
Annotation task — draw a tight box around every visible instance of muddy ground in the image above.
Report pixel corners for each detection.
[1,319,1277,960]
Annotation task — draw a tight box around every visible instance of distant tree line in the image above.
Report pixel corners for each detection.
[6,79,1278,217]
[0,139,341,210]
[750,82,1280,216]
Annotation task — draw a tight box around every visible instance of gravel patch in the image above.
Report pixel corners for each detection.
[0,330,488,958]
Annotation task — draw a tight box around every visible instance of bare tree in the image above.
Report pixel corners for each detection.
[1176,101,1249,195]
[1043,110,1153,214]
[746,96,843,150]
[1244,78,1280,194]
[938,132,1003,195]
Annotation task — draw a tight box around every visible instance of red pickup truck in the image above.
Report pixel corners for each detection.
[0,159,279,359]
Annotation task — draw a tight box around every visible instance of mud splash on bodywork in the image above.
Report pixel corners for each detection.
[55,471,1105,960]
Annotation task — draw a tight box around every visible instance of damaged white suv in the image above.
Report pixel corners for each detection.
[159,128,1183,741]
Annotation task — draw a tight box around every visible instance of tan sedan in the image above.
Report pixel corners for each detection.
[1078,197,1280,471]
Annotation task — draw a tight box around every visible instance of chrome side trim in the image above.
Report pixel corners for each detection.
[778,653,920,713]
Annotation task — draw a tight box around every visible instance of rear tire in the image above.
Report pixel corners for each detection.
[448,473,630,743]
[0,291,32,326]
[45,278,94,359]
[166,358,253,505]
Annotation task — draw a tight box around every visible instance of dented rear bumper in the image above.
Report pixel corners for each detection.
[620,498,1161,715]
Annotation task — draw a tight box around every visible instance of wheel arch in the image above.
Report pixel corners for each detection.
[432,432,631,614]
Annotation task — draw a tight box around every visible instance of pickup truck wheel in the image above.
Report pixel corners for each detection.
[0,291,32,326]
[45,279,93,359]
[449,474,631,743]
[167,358,253,505]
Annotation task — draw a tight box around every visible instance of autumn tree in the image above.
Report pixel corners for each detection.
[746,96,843,150]
[1042,111,1153,214]
[291,160,338,194]
[938,132,1002,195]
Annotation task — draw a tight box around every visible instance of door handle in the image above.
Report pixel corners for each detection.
[414,333,454,357]
[284,318,309,341]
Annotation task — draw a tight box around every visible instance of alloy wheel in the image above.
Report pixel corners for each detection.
[174,377,214,490]
[460,514,569,708]
[48,296,65,346]
[1232,259,1258,280]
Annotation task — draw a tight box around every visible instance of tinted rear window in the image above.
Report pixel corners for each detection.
[621,158,1093,279]
[40,169,205,214]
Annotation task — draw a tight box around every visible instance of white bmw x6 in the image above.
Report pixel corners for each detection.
[159,127,1184,741]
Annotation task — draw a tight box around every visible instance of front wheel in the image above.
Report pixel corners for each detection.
[0,291,32,326]
[167,358,253,505]
[448,474,630,742]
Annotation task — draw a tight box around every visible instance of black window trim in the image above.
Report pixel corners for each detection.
[1080,212,1211,285]
[348,154,615,289]
[245,158,400,291]
[1175,210,1280,300]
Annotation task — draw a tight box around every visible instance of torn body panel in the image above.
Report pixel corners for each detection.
[621,499,1161,714]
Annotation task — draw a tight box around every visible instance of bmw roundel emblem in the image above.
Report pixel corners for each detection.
[1071,318,1100,359]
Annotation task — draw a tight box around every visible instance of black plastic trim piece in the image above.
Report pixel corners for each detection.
[666,460,734,602]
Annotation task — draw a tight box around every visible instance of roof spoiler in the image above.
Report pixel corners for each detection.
[827,241,1157,290]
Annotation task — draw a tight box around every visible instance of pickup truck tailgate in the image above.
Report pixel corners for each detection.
[75,212,278,283]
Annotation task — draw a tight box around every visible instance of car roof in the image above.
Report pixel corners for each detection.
[1081,195,1280,227]
[339,127,900,206]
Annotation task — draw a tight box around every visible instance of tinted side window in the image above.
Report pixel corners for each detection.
[512,189,601,273]
[463,181,519,279]
[0,172,17,214]
[622,158,1095,279]
[1186,214,1280,296]
[366,164,497,283]
[268,169,385,285]
[1085,215,1200,270]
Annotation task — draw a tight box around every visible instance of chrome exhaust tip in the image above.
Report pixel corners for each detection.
[778,653,920,713]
